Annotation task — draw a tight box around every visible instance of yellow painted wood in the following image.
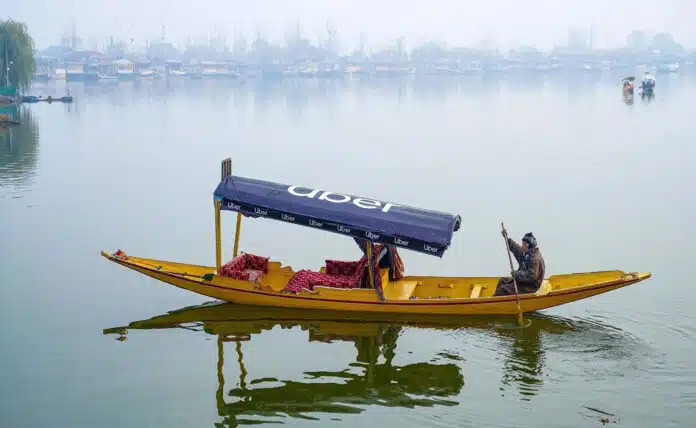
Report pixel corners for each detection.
[101,250,651,316]
[214,200,222,270]
[233,213,242,258]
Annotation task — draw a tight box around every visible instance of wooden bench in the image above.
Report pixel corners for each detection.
[470,284,487,298]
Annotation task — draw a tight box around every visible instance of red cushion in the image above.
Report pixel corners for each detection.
[325,260,361,276]
[217,252,269,280]
[244,253,269,273]
[282,270,360,293]
[217,267,251,281]
[280,244,404,294]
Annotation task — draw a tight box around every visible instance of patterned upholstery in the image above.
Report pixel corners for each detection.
[325,260,363,276]
[217,252,269,282]
[281,269,361,293]
[392,248,405,279]
[282,243,402,294]
[114,249,128,260]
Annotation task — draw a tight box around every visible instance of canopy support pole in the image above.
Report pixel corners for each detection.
[215,335,225,415]
[233,213,242,258]
[220,157,241,258]
[219,157,234,263]
[215,200,222,270]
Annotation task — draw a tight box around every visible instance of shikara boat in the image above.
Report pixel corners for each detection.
[101,158,651,316]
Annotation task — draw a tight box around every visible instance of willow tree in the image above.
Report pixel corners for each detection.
[0,19,36,92]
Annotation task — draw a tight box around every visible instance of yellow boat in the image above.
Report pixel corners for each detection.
[101,158,651,316]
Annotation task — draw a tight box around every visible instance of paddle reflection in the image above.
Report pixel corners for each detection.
[103,303,635,425]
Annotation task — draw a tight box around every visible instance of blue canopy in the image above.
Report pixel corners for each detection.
[213,175,461,257]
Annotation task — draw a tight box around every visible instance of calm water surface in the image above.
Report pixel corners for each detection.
[1,74,695,427]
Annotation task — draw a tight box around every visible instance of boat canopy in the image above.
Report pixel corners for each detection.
[213,175,461,257]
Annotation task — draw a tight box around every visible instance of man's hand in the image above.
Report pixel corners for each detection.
[511,270,517,278]
[501,225,508,237]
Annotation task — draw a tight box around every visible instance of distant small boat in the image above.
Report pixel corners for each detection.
[136,70,158,79]
[656,62,679,73]
[98,74,119,81]
[20,95,73,103]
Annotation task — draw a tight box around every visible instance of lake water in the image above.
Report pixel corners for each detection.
[1,73,695,427]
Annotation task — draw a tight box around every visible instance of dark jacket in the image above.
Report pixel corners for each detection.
[507,238,546,291]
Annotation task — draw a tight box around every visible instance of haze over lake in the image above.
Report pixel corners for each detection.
[1,74,695,427]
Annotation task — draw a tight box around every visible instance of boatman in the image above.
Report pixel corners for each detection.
[494,228,546,296]
[641,71,656,88]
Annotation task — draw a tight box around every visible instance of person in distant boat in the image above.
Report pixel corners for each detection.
[641,71,656,88]
[622,77,634,96]
[493,228,546,296]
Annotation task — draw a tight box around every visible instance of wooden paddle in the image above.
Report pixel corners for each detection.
[501,222,524,326]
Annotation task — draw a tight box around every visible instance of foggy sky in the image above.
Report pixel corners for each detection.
[4,0,695,52]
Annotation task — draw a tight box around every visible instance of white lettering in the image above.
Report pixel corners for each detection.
[318,192,351,203]
[366,231,380,240]
[287,186,321,198]
[281,214,295,222]
[254,207,268,216]
[353,198,381,210]
[394,237,410,246]
[337,225,351,233]
[423,244,439,253]
[309,219,323,227]
[226,202,241,210]
[286,185,399,213]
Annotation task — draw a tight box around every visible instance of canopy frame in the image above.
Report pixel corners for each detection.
[213,159,462,262]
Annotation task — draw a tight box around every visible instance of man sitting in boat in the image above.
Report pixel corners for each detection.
[641,71,656,89]
[621,77,634,96]
[493,230,546,296]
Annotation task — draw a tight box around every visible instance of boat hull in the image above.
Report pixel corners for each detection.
[101,251,651,316]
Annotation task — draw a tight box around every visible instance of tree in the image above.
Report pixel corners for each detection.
[0,19,36,92]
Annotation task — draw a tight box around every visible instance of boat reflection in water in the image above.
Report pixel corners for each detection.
[104,302,639,425]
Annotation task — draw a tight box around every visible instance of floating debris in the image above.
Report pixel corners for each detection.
[582,406,619,425]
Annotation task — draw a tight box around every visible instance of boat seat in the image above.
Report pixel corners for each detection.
[282,270,361,293]
[217,252,269,282]
[383,280,420,300]
[470,284,487,298]
[535,280,552,296]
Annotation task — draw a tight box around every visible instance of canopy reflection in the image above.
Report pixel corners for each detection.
[104,302,638,425]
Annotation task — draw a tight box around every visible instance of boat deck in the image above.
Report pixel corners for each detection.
[101,250,651,316]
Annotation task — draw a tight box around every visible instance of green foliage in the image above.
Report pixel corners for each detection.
[0,19,36,92]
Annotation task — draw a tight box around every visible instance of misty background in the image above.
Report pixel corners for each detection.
[5,0,695,52]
